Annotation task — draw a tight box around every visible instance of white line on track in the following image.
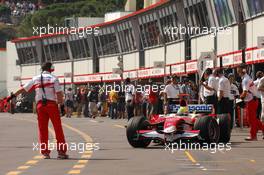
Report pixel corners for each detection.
[90,120,98,123]
[202,169,226,171]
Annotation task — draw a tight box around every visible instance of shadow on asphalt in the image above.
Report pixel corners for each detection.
[230,141,264,148]
[47,158,127,161]
[230,141,247,145]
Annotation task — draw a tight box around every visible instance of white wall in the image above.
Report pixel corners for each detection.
[145,47,164,67]
[52,62,72,76]
[6,42,21,94]
[246,16,264,48]
[99,56,118,73]
[166,41,185,64]
[104,12,132,22]
[0,50,7,97]
[191,35,214,59]
[123,52,139,71]
[217,26,238,55]
[21,65,40,78]
[74,59,93,75]
[77,17,104,28]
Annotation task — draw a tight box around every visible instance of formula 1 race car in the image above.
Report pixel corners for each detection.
[126,101,231,148]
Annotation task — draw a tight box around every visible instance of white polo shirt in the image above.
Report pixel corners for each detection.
[125,84,135,102]
[254,78,261,98]
[218,75,231,98]
[23,71,62,103]
[204,75,218,97]
[229,83,239,100]
[241,74,258,102]
[257,77,264,102]
[164,83,181,98]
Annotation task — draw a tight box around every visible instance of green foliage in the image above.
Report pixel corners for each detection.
[18,0,127,37]
[0,24,17,48]
[0,4,11,16]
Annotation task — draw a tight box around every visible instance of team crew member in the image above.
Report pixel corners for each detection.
[228,73,239,128]
[254,71,263,119]
[257,76,264,136]
[164,76,181,114]
[109,87,118,119]
[8,62,68,159]
[9,92,16,114]
[65,88,74,118]
[237,63,264,141]
[147,82,158,119]
[217,69,231,115]
[125,78,135,120]
[201,68,218,113]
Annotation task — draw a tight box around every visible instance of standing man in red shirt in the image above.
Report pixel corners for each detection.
[147,81,158,119]
[8,62,68,159]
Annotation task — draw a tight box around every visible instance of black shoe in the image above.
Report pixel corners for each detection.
[43,154,50,159]
[57,153,69,159]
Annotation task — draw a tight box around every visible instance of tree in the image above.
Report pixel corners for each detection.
[17,0,129,37]
[0,4,10,17]
[0,24,17,47]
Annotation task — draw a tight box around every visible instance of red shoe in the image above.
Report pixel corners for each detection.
[244,137,257,141]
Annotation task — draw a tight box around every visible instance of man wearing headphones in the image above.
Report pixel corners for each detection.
[8,62,68,159]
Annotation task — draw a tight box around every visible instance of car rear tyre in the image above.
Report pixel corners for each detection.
[217,114,231,143]
[126,116,151,148]
[194,116,220,143]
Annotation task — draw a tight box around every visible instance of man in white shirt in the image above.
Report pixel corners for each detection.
[228,73,239,128]
[164,75,181,113]
[217,69,231,115]
[254,71,263,119]
[164,76,181,99]
[257,76,264,128]
[125,78,135,120]
[228,74,240,101]
[201,68,218,113]
[237,63,264,141]
[7,62,68,159]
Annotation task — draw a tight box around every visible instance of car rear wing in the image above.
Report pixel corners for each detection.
[169,104,213,114]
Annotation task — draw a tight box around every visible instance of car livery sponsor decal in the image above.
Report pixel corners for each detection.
[169,104,213,113]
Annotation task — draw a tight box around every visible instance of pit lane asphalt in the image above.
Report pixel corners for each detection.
[0,113,263,175]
